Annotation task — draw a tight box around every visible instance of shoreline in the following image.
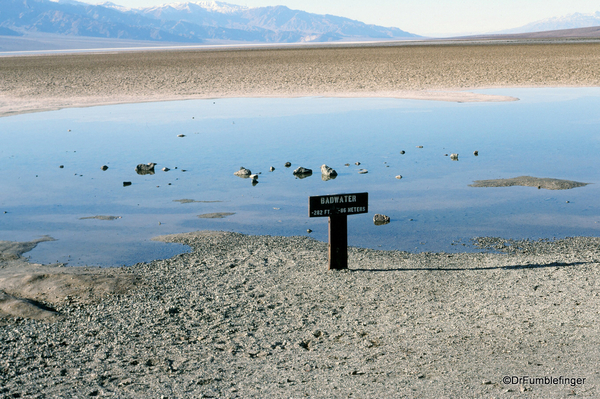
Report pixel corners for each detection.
[0,89,520,119]
[1,231,599,397]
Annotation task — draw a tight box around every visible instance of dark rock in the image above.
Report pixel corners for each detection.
[373,214,391,225]
[101,165,108,171]
[234,167,252,177]
[293,167,312,178]
[320,165,337,181]
[123,182,132,187]
[135,163,156,175]
[284,162,292,167]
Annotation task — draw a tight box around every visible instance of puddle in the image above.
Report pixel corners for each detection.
[1,88,599,266]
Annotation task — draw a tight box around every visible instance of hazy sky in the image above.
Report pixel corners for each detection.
[84,0,600,36]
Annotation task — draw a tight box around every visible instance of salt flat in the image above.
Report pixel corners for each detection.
[2,41,600,117]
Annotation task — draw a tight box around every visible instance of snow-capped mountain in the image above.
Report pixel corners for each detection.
[497,11,600,34]
[0,0,419,44]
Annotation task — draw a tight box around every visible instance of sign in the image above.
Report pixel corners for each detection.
[309,192,368,217]
[308,192,368,270]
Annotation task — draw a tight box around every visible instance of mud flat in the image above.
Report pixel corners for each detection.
[470,176,590,190]
[1,231,600,397]
[2,41,600,116]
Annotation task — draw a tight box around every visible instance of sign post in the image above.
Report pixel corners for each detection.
[308,192,368,270]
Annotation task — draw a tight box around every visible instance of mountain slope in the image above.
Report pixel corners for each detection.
[0,0,419,44]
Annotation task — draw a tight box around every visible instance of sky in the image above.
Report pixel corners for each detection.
[83,0,600,36]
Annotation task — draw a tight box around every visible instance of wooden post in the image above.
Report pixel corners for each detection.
[308,192,368,271]
[328,215,348,270]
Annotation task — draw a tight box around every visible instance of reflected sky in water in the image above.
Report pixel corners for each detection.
[1,88,599,266]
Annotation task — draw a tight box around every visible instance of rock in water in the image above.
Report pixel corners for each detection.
[358,169,368,174]
[269,166,275,172]
[234,167,252,177]
[293,167,312,178]
[320,165,337,181]
[101,165,108,171]
[135,163,156,175]
[284,162,292,167]
[450,153,459,161]
[373,214,391,225]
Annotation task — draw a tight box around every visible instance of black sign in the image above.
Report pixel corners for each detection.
[308,192,368,217]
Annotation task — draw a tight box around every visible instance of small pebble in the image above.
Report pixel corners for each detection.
[358,169,368,174]
[355,162,361,165]
[177,134,185,137]
[59,165,64,168]
[101,165,108,171]
[395,175,403,179]
[123,182,132,187]
[400,150,405,154]
[307,229,312,233]
[284,162,291,167]
[416,145,423,148]
[162,167,170,172]
[474,150,479,156]
[269,166,275,172]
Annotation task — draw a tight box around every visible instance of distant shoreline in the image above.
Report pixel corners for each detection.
[1,40,599,117]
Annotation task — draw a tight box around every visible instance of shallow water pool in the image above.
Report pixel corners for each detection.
[1,88,599,266]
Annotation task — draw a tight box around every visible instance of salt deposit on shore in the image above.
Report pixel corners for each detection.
[1,232,599,397]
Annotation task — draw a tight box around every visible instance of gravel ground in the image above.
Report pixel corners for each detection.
[1,231,600,398]
[1,41,600,116]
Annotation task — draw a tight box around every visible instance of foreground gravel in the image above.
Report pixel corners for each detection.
[1,231,599,398]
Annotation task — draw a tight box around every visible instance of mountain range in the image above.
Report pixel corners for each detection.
[0,0,419,43]
[498,11,600,34]
[1,1,599,48]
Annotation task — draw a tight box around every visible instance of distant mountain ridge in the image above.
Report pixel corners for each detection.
[0,0,419,43]
[497,11,600,34]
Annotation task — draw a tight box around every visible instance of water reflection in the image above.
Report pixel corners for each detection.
[0,88,599,266]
